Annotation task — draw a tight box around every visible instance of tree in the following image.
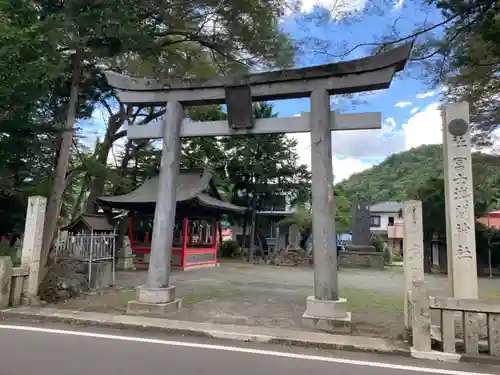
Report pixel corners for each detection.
[77,0,298,213]
[29,0,174,269]
[334,185,352,234]
[321,0,499,147]
[337,144,500,207]
[0,0,64,239]
[279,184,352,249]
[220,103,311,260]
[0,0,297,278]
[421,0,500,148]
[412,171,500,271]
[279,205,312,247]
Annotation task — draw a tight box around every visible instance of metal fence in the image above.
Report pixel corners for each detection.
[57,233,116,287]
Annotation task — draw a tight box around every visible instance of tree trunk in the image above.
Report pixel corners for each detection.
[257,230,266,262]
[71,176,90,220]
[85,116,127,213]
[248,193,257,263]
[40,53,82,279]
[423,231,433,274]
[218,219,223,248]
[240,218,248,260]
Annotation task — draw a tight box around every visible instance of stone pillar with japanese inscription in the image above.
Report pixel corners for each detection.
[443,102,478,299]
[403,200,425,330]
[21,196,47,304]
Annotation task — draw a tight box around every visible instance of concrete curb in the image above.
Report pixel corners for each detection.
[0,307,410,356]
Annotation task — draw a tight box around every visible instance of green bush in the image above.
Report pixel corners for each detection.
[0,241,20,266]
[370,234,391,266]
[219,240,240,258]
[371,234,385,253]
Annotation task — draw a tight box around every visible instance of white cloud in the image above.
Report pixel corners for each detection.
[298,0,368,17]
[410,107,419,114]
[402,102,442,150]
[288,131,376,182]
[333,157,375,182]
[393,0,404,9]
[401,100,500,153]
[108,137,128,166]
[288,114,405,182]
[288,103,448,181]
[416,90,437,99]
[384,117,397,132]
[289,115,404,163]
[395,101,412,108]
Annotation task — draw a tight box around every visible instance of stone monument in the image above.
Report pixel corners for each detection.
[350,200,375,251]
[442,102,478,299]
[0,256,13,309]
[337,200,383,269]
[103,43,413,325]
[116,237,136,271]
[402,200,425,330]
[20,196,47,304]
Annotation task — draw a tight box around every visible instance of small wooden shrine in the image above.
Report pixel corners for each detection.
[61,213,115,235]
[96,169,247,270]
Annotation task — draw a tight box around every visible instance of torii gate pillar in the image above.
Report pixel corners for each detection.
[302,89,351,332]
[127,101,184,315]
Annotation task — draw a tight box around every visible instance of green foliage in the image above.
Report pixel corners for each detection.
[412,176,446,240]
[219,240,240,258]
[223,103,311,210]
[338,144,500,245]
[0,0,297,235]
[337,144,500,209]
[475,222,500,266]
[369,233,391,265]
[409,0,500,147]
[334,185,351,233]
[182,102,312,212]
[371,234,385,253]
[280,206,312,231]
[337,145,442,202]
[434,0,499,147]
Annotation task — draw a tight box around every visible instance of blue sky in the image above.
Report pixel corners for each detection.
[273,0,448,181]
[81,0,449,182]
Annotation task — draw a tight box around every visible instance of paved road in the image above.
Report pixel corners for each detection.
[0,322,497,375]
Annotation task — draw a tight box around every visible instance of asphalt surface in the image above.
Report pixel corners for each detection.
[0,321,498,375]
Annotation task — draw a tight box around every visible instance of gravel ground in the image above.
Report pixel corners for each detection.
[49,262,500,339]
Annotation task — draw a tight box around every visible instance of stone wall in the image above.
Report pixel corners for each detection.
[39,259,90,302]
[0,257,30,308]
[339,251,384,269]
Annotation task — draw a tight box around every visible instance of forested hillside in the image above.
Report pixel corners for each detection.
[336,144,500,205]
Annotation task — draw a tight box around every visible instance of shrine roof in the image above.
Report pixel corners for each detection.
[370,201,404,213]
[96,169,247,213]
[61,213,114,232]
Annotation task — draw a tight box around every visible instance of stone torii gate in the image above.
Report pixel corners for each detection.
[104,42,413,330]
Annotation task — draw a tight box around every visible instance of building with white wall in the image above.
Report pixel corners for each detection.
[369,201,404,258]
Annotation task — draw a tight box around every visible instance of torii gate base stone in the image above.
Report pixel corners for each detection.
[104,42,413,332]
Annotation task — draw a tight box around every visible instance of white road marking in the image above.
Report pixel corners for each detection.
[0,324,493,375]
